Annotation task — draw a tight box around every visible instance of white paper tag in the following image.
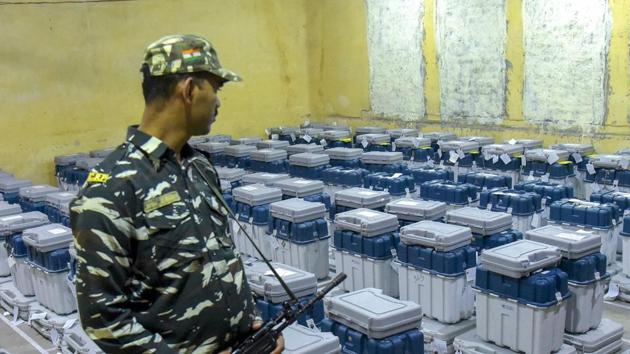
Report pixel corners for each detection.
[547,152,559,165]
[541,174,550,182]
[572,153,583,164]
[449,151,459,164]
[521,155,527,167]
[7,256,15,270]
[594,272,601,281]
[390,248,398,258]
[28,311,46,325]
[306,318,317,330]
[271,134,279,140]
[290,133,296,142]
[500,154,511,165]
[531,213,542,228]
[265,129,270,136]
[492,155,499,164]
[457,149,465,159]
[12,306,19,323]
[412,139,420,148]
[48,228,68,235]
[466,267,476,283]
[555,291,563,302]
[51,328,61,345]
[437,149,443,158]
[320,139,327,147]
[508,139,517,145]
[303,134,312,143]
[361,139,369,148]
[605,283,620,300]
[586,163,596,175]
[432,339,448,354]
[621,158,630,170]
[391,142,396,152]
[392,173,403,178]
[63,318,77,329]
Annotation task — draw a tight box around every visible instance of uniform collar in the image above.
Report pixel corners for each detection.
[126,125,196,167]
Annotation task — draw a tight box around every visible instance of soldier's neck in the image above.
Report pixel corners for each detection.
[140,103,189,155]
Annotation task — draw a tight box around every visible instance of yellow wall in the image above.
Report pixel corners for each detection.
[0,0,315,184]
[311,0,630,151]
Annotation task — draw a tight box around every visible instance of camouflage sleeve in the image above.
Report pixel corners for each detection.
[70,179,175,354]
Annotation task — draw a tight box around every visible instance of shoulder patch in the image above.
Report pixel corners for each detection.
[144,191,181,213]
[86,172,111,184]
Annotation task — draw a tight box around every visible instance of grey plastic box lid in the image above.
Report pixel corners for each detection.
[289,153,330,167]
[386,128,419,139]
[225,145,257,157]
[385,199,447,222]
[458,136,495,146]
[232,184,283,206]
[355,126,386,135]
[563,319,623,353]
[0,212,49,236]
[360,152,404,165]
[268,127,299,135]
[525,225,602,260]
[617,148,630,156]
[76,158,103,170]
[394,137,431,149]
[334,208,399,237]
[256,140,290,150]
[445,207,512,236]
[244,260,317,303]
[400,221,472,251]
[589,154,630,169]
[195,142,228,154]
[215,167,246,182]
[54,153,89,166]
[325,288,422,339]
[325,148,363,160]
[273,178,324,197]
[89,148,115,158]
[525,148,570,162]
[422,317,476,345]
[355,133,390,145]
[0,171,12,179]
[0,202,22,217]
[0,178,32,193]
[286,144,324,155]
[251,149,287,162]
[188,136,208,147]
[282,324,341,354]
[231,137,262,146]
[454,329,578,354]
[270,199,327,223]
[550,143,595,155]
[479,240,562,278]
[334,188,391,209]
[19,185,60,202]
[422,132,457,142]
[504,139,543,149]
[242,172,291,186]
[208,134,232,143]
[481,144,524,156]
[45,192,77,209]
[22,224,73,253]
[439,140,480,153]
[298,128,324,137]
[319,130,350,141]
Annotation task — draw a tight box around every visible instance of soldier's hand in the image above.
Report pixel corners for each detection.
[251,320,284,354]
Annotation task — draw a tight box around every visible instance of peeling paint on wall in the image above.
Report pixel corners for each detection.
[523,0,611,131]
[436,0,507,124]
[366,0,425,121]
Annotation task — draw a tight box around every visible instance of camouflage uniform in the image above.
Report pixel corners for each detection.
[70,35,256,354]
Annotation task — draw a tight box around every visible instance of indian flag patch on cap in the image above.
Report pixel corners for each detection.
[182,48,203,62]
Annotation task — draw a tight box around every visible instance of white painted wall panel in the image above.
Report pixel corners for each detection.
[436,0,507,124]
[523,0,611,131]
[366,0,425,120]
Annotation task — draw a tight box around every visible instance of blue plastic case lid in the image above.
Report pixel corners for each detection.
[479,188,543,216]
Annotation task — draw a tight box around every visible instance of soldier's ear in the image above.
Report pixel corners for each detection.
[181,77,196,105]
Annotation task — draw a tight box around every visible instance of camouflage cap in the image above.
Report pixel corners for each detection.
[142,34,242,82]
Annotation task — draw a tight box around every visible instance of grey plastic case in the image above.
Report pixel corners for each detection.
[242,172,291,186]
[617,148,630,156]
[422,317,476,353]
[273,178,324,197]
[334,188,391,209]
[244,260,317,302]
[298,128,324,137]
[550,143,595,155]
[444,207,512,236]
[563,319,624,354]
[439,140,480,153]
[289,153,330,167]
[225,145,257,157]
[324,288,422,339]
[286,144,325,155]
[385,199,447,222]
[270,199,327,223]
[0,202,21,217]
[251,149,287,162]
[386,128,419,139]
[232,184,283,206]
[525,148,570,162]
[504,139,543,149]
[19,185,60,202]
[325,148,363,160]
[454,330,578,354]
[481,144,524,156]
[319,130,351,140]
[256,140,290,150]
[355,134,390,145]
[334,208,399,237]
[208,134,232,143]
[76,158,103,170]
[0,212,49,236]
[355,126,386,135]
[89,148,115,158]
[45,192,77,209]
[479,240,562,278]
[400,221,472,251]
[22,224,73,253]
[268,127,299,135]
[231,137,262,146]
[54,153,89,166]
[282,324,341,354]
[457,136,495,146]
[188,136,208,146]
[422,132,457,142]
[360,152,404,165]
[215,167,246,182]
[195,142,228,154]
[0,178,32,193]
[394,137,431,148]
[525,225,602,259]
[589,154,629,169]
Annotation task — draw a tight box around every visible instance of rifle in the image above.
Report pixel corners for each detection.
[191,161,346,354]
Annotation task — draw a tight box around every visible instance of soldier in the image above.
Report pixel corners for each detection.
[70,34,284,354]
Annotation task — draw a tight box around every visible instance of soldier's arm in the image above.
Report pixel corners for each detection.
[71,179,174,354]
